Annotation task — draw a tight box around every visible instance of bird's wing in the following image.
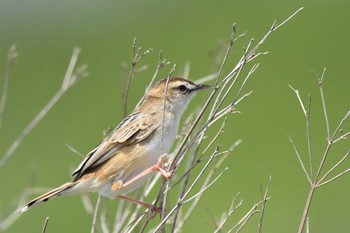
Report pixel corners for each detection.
[71,112,157,180]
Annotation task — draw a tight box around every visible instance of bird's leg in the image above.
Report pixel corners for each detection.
[118,195,160,219]
[121,154,173,188]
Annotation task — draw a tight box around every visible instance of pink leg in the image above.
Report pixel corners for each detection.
[122,154,173,188]
[118,195,156,210]
[118,195,160,218]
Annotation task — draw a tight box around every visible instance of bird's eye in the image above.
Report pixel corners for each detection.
[178,85,187,93]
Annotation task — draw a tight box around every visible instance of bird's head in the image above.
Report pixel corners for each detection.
[146,77,210,113]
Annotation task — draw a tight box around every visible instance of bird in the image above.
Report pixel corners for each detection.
[20,77,210,212]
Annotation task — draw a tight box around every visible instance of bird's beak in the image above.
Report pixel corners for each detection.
[192,84,211,92]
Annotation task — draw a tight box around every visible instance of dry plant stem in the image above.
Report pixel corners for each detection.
[171,47,252,177]
[135,51,169,109]
[209,39,246,119]
[168,26,240,171]
[81,194,94,215]
[0,45,18,131]
[288,85,312,183]
[170,131,207,231]
[182,167,228,205]
[0,48,86,168]
[314,68,330,139]
[306,95,313,180]
[195,73,219,85]
[258,175,272,233]
[66,144,85,158]
[211,39,255,119]
[227,201,260,233]
[118,191,147,233]
[290,69,350,233]
[216,177,270,233]
[174,6,303,170]
[177,168,232,232]
[113,199,126,233]
[298,188,315,233]
[123,38,152,117]
[333,131,350,143]
[213,194,242,233]
[171,121,234,231]
[119,193,148,233]
[154,169,227,233]
[317,167,350,187]
[156,67,177,233]
[122,178,161,232]
[120,9,303,232]
[154,151,220,232]
[153,149,232,233]
[174,144,238,190]
[154,9,303,231]
[123,38,138,117]
[91,194,102,233]
[99,200,110,233]
[161,66,176,154]
[122,212,147,233]
[317,149,350,186]
[125,190,152,226]
[41,217,49,233]
[173,90,249,178]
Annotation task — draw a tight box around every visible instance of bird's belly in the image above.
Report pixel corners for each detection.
[90,120,179,199]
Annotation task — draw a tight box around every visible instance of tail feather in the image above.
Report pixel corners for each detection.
[20,182,76,212]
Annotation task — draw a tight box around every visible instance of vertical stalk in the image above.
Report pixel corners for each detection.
[298,186,316,233]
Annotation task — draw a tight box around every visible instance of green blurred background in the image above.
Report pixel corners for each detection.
[1,0,350,232]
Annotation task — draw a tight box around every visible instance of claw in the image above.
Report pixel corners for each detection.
[154,154,173,180]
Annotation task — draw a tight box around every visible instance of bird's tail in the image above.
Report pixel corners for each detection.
[20,182,76,212]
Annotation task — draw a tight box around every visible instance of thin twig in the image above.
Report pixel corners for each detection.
[213,194,242,233]
[66,144,85,158]
[306,217,310,233]
[122,8,302,232]
[331,110,350,141]
[317,148,350,186]
[177,151,237,232]
[289,85,314,179]
[298,187,316,233]
[311,68,330,140]
[288,85,307,116]
[317,168,350,187]
[0,44,18,131]
[157,66,176,233]
[153,149,219,233]
[333,131,350,144]
[100,204,110,233]
[288,135,312,184]
[91,195,102,233]
[81,194,94,215]
[123,38,152,117]
[227,200,265,233]
[182,167,228,205]
[135,50,169,109]
[258,175,272,233]
[209,26,241,118]
[183,62,191,79]
[123,38,137,117]
[0,48,87,168]
[42,217,49,233]
[171,119,227,231]
[306,95,313,180]
[295,68,350,233]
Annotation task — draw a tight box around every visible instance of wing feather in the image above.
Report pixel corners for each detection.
[71,113,157,180]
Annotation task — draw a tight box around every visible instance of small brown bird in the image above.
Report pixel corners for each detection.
[20,77,209,212]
